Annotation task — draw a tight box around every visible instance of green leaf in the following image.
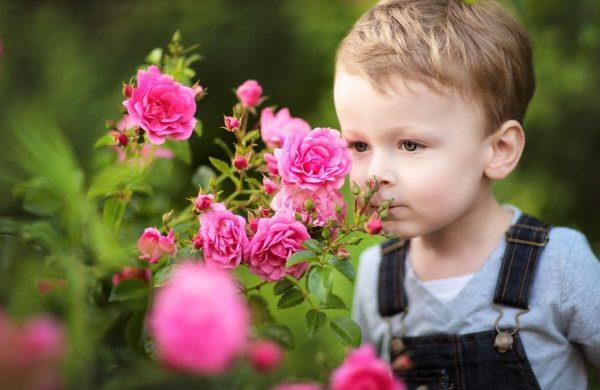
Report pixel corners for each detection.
[277,287,305,309]
[146,48,163,65]
[191,165,216,189]
[103,197,127,232]
[330,316,361,347]
[287,250,318,267]
[328,256,356,282]
[194,119,203,138]
[260,322,294,349]
[307,266,332,303]
[273,279,295,296]
[320,293,348,310]
[126,311,146,352]
[248,294,273,324]
[153,265,174,288]
[109,279,148,302]
[245,177,262,189]
[167,140,191,165]
[305,309,327,338]
[209,157,231,176]
[22,187,62,217]
[94,133,116,149]
[302,239,324,254]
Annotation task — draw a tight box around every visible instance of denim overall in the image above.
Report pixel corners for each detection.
[377,213,551,390]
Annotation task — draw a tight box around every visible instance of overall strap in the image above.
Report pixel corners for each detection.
[378,238,410,317]
[493,213,551,309]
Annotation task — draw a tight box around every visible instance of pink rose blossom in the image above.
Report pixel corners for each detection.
[112,267,152,286]
[275,127,351,191]
[236,79,263,108]
[248,339,284,372]
[137,228,177,263]
[194,193,214,213]
[244,214,311,281]
[330,344,405,390]
[260,107,310,148]
[123,65,197,145]
[20,316,65,364]
[271,184,346,227]
[264,153,279,176]
[116,114,137,132]
[199,203,248,269]
[147,262,249,374]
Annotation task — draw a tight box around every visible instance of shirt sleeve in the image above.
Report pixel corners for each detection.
[561,231,600,369]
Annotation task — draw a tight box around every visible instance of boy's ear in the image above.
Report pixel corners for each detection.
[483,119,525,180]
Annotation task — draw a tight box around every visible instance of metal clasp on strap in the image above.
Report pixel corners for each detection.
[505,224,550,247]
[491,303,530,353]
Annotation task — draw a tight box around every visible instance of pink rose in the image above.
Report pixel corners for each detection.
[331,344,405,390]
[199,203,248,269]
[236,79,263,108]
[123,65,197,145]
[248,339,283,373]
[147,262,249,374]
[275,127,351,191]
[264,153,279,176]
[263,177,278,195]
[116,114,137,132]
[260,107,310,148]
[20,316,65,364]
[112,267,152,286]
[244,214,311,281]
[224,116,240,131]
[272,383,322,390]
[365,212,383,235]
[271,184,346,227]
[137,228,177,263]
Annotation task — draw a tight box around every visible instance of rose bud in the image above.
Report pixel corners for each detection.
[192,82,206,100]
[192,231,203,250]
[248,339,283,373]
[337,247,350,259]
[194,193,214,213]
[249,217,259,233]
[118,134,128,147]
[224,116,240,132]
[123,83,133,98]
[263,177,278,195]
[365,212,383,235]
[233,155,249,171]
[235,79,263,108]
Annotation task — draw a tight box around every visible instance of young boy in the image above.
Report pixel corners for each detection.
[333,0,600,389]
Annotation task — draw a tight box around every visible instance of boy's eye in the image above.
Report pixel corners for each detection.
[399,140,422,152]
[349,141,369,153]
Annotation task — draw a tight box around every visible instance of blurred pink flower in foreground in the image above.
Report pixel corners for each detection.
[123,65,197,145]
[236,79,263,108]
[330,344,405,390]
[147,262,249,374]
[260,107,310,148]
[137,227,176,263]
[112,267,152,286]
[275,127,351,192]
[244,214,311,281]
[0,312,65,388]
[248,339,283,373]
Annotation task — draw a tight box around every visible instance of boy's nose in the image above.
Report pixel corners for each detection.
[367,154,395,187]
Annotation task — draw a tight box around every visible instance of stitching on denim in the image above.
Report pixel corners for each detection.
[517,232,536,307]
[499,237,519,302]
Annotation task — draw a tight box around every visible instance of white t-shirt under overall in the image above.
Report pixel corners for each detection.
[352,204,600,389]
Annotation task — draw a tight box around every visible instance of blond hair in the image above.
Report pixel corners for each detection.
[336,0,535,135]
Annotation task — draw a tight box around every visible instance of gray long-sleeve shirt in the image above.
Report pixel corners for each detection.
[352,204,600,389]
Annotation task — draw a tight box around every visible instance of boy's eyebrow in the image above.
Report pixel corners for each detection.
[343,126,442,140]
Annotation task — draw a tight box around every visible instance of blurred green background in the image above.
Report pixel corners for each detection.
[0,0,598,387]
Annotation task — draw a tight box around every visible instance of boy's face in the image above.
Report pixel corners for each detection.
[334,69,492,238]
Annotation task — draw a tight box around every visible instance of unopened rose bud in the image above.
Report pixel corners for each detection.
[365,212,383,235]
[118,133,128,147]
[250,218,259,232]
[192,82,206,100]
[391,354,412,371]
[337,247,350,259]
[369,177,379,192]
[248,339,283,373]
[194,193,214,213]
[233,155,249,171]
[262,177,278,195]
[258,207,271,218]
[123,83,133,98]
[322,228,332,240]
[351,181,361,196]
[304,198,314,212]
[192,232,203,250]
[224,116,240,132]
[162,210,174,226]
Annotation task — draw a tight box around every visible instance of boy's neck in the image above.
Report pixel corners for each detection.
[409,182,514,281]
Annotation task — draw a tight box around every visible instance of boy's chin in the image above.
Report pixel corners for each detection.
[381,219,418,239]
